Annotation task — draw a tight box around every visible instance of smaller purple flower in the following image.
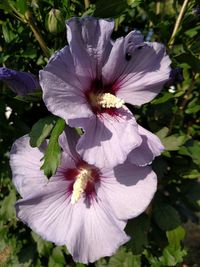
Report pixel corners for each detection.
[0,67,40,96]
[168,68,184,85]
[10,127,157,264]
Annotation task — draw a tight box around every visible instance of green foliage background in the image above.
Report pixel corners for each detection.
[0,0,200,266]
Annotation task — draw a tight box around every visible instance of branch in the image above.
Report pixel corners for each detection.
[168,0,189,47]
[84,0,90,9]
[25,11,50,58]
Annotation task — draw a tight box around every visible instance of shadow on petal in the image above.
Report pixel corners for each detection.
[113,161,152,187]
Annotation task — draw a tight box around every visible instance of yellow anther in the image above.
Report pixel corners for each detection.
[71,168,91,204]
[98,93,124,108]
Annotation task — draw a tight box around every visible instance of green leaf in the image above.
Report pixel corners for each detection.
[41,118,65,178]
[143,251,161,267]
[175,52,200,73]
[95,258,108,267]
[29,116,57,147]
[94,0,128,18]
[152,158,168,179]
[76,264,85,267]
[156,128,187,151]
[17,242,36,266]
[179,140,200,165]
[186,104,200,114]
[48,247,66,267]
[15,90,42,102]
[0,0,12,11]
[125,213,150,254]
[161,135,187,151]
[51,247,65,264]
[156,127,169,139]
[153,204,181,231]
[185,29,198,38]
[2,22,16,43]
[127,0,141,7]
[108,247,141,267]
[152,93,174,105]
[185,182,200,203]
[166,226,185,249]
[16,0,28,14]
[48,259,64,267]
[161,246,187,266]
[31,232,53,256]
[143,227,187,267]
[182,168,200,179]
[185,25,200,38]
[0,190,16,221]
[21,47,37,59]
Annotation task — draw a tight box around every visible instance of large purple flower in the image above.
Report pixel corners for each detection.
[10,127,157,264]
[0,67,40,96]
[40,17,171,168]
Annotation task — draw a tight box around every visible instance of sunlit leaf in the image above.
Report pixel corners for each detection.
[48,247,66,267]
[2,22,16,43]
[166,226,185,249]
[161,246,187,266]
[156,128,187,151]
[29,116,57,147]
[108,248,141,267]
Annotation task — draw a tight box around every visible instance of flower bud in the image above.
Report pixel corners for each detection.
[169,68,184,84]
[0,67,40,96]
[45,9,65,34]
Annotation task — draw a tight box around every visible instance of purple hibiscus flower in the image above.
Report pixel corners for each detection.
[0,67,40,96]
[10,127,157,264]
[40,17,171,168]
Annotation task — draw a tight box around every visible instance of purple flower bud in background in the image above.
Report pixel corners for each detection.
[0,67,40,96]
[169,68,184,85]
[192,6,200,19]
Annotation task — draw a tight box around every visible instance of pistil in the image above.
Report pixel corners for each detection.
[71,168,92,204]
[89,92,124,109]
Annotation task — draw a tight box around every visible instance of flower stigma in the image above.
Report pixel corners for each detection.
[89,92,124,109]
[71,167,93,204]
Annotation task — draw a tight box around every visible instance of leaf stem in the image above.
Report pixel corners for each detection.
[168,0,189,47]
[25,11,50,58]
